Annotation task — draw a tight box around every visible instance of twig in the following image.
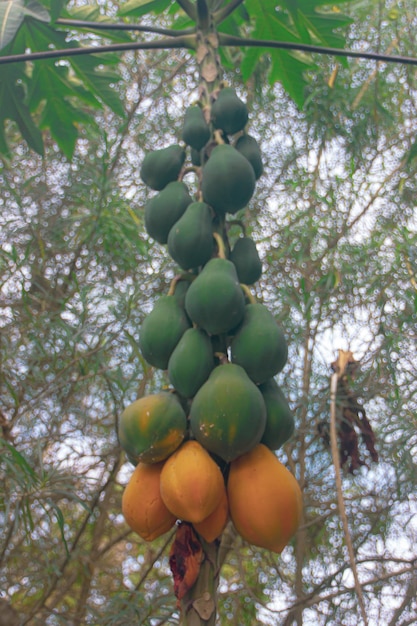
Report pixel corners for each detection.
[330,372,368,626]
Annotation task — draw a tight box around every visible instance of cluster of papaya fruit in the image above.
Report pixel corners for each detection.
[119,86,302,554]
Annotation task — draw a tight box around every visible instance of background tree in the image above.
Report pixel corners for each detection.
[0,0,416,624]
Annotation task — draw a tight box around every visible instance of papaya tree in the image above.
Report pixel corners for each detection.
[1,1,417,625]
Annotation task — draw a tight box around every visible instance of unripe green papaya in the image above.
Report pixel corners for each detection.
[211,87,248,135]
[167,202,214,270]
[190,147,202,166]
[259,378,295,450]
[190,363,266,462]
[168,328,215,398]
[235,134,263,179]
[145,181,192,244]
[139,295,191,369]
[118,392,187,464]
[185,258,245,335]
[171,278,191,308]
[230,236,262,285]
[201,144,256,215]
[140,145,186,191]
[230,303,288,384]
[182,106,211,151]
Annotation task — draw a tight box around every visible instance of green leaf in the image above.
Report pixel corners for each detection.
[66,51,126,118]
[0,65,44,155]
[118,0,172,18]
[48,0,66,22]
[0,0,25,49]
[64,5,133,43]
[238,0,354,106]
[1,439,39,483]
[0,0,49,50]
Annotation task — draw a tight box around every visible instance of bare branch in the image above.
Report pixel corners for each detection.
[330,372,368,626]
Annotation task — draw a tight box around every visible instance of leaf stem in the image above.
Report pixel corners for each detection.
[55,18,194,37]
[0,35,196,65]
[213,0,245,25]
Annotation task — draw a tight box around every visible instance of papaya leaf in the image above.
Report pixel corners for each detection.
[65,50,126,118]
[118,0,172,18]
[0,0,24,49]
[0,65,44,155]
[239,0,354,105]
[62,5,133,43]
[47,0,66,22]
[0,0,49,49]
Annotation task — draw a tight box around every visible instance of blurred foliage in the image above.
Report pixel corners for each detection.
[0,1,417,625]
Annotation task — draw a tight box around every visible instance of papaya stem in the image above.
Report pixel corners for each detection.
[168,273,195,296]
[240,283,257,304]
[212,232,227,259]
[180,539,220,625]
[213,129,225,145]
[214,351,229,364]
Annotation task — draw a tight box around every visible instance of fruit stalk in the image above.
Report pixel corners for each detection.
[180,538,220,626]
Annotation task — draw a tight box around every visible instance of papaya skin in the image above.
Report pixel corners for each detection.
[189,363,266,462]
[160,440,225,524]
[201,144,256,216]
[230,303,288,384]
[227,444,303,553]
[118,392,187,464]
[193,486,229,543]
[122,462,177,541]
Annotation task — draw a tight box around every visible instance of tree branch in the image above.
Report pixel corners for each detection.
[56,17,194,37]
[0,35,196,65]
[330,372,368,626]
[213,0,245,25]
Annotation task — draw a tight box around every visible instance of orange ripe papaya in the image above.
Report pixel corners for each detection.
[193,486,229,543]
[122,462,176,541]
[160,440,225,524]
[227,444,302,553]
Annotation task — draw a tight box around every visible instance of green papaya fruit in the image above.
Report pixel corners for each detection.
[230,236,263,285]
[171,277,191,308]
[185,258,245,335]
[189,363,266,462]
[139,295,191,369]
[140,145,186,191]
[168,328,215,398]
[201,144,256,215]
[118,391,187,464]
[230,303,288,384]
[167,202,214,270]
[259,378,295,450]
[235,134,263,180]
[182,106,211,151]
[190,147,202,166]
[145,181,192,244]
[211,87,248,135]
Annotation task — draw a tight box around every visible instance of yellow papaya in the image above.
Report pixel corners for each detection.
[160,440,225,524]
[227,444,302,553]
[122,462,177,541]
[193,486,229,543]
